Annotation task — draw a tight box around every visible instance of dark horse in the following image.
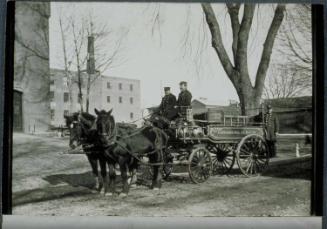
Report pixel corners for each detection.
[94,108,168,196]
[64,112,105,193]
[64,111,139,194]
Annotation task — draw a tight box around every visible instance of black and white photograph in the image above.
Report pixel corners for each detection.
[12,2,313,216]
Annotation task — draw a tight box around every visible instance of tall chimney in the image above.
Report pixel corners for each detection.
[87,35,95,74]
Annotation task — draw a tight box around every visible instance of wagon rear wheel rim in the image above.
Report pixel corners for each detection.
[236,135,269,177]
[188,148,212,183]
[207,143,235,175]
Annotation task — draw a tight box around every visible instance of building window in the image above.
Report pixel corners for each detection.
[107,82,111,89]
[63,77,68,87]
[107,96,110,103]
[63,110,69,116]
[130,97,133,104]
[130,84,133,91]
[119,96,123,103]
[49,91,54,102]
[119,83,122,90]
[50,109,55,121]
[130,112,134,119]
[64,92,69,103]
[50,80,55,85]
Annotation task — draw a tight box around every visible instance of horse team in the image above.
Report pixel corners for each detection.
[64,109,168,197]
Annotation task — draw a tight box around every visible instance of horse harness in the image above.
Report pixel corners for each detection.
[103,124,168,166]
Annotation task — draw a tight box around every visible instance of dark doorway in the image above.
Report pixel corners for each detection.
[13,90,23,132]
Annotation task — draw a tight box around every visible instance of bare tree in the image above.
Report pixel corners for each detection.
[84,18,127,113]
[201,3,286,115]
[57,11,127,113]
[148,3,286,114]
[264,64,311,99]
[265,4,312,98]
[59,14,75,112]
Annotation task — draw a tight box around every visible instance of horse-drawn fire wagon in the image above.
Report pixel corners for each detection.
[145,107,269,183]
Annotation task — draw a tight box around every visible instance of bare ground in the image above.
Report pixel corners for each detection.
[12,133,311,216]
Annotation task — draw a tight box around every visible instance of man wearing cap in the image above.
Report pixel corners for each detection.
[158,87,178,120]
[264,104,279,158]
[176,81,192,115]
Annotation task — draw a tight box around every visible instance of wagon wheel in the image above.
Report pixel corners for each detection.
[236,134,269,177]
[188,147,212,183]
[207,143,235,175]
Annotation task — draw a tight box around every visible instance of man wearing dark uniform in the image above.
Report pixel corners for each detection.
[264,104,279,158]
[176,81,192,116]
[158,87,178,121]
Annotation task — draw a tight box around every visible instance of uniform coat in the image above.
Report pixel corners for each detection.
[264,112,279,141]
[177,90,192,113]
[158,93,178,120]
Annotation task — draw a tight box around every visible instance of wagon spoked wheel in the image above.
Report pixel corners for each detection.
[236,134,269,177]
[207,143,235,175]
[188,147,212,183]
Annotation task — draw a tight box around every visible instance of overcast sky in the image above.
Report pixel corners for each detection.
[49,3,302,109]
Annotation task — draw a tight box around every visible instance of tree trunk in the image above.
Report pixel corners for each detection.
[238,90,261,116]
[202,3,285,116]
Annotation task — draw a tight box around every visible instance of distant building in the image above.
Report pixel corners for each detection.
[265,96,312,133]
[191,98,241,116]
[13,2,51,133]
[50,69,141,126]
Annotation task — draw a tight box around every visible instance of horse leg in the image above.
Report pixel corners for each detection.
[107,162,116,196]
[150,154,162,190]
[98,158,107,195]
[86,154,100,190]
[119,158,129,196]
[129,159,138,188]
[129,168,138,188]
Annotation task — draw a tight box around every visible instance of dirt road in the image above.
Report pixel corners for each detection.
[12,133,311,216]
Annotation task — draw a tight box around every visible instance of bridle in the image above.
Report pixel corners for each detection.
[97,116,117,146]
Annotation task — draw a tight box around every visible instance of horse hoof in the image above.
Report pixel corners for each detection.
[100,190,106,195]
[105,192,113,197]
[153,187,160,191]
[120,193,128,198]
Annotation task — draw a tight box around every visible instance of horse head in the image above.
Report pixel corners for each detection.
[64,112,82,149]
[94,108,116,145]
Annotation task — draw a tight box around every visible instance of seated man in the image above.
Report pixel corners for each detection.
[158,87,178,121]
[176,81,192,118]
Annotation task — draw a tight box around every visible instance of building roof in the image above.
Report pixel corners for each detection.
[192,98,230,107]
[50,68,140,82]
[192,98,240,115]
[265,96,312,112]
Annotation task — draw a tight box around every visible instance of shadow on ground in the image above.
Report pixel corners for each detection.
[43,171,95,189]
[262,158,311,180]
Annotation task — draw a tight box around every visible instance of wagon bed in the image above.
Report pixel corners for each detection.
[157,111,270,182]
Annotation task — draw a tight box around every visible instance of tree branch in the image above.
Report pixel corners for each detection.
[235,4,255,73]
[254,4,285,96]
[226,3,240,62]
[202,3,234,79]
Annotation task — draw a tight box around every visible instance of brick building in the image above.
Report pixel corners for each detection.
[13,2,51,133]
[50,69,141,126]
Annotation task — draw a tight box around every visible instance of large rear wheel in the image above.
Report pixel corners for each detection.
[236,134,269,177]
